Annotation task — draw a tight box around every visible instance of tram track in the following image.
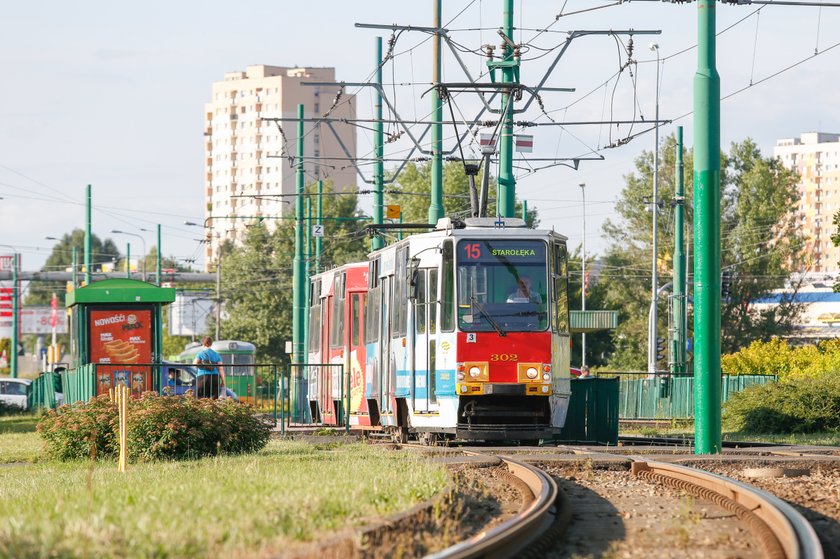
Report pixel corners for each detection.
[427,446,825,558]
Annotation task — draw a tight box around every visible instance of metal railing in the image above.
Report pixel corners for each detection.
[282,363,347,435]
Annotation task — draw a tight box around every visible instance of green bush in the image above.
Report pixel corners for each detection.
[37,394,271,462]
[722,338,840,380]
[722,375,840,434]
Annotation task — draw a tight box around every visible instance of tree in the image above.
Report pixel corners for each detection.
[386,161,539,226]
[598,136,802,369]
[26,229,121,307]
[219,182,367,365]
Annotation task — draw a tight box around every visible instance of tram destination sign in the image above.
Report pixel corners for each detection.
[458,240,546,263]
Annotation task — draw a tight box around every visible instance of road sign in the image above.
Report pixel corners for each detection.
[311,224,324,238]
[515,135,534,153]
[0,255,14,272]
[386,205,401,219]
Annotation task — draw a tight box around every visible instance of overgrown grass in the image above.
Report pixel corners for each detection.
[0,415,42,463]
[0,440,448,558]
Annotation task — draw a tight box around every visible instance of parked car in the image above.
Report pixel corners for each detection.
[0,377,32,410]
[161,362,238,400]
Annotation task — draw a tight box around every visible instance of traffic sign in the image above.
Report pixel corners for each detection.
[386,205,401,219]
[311,224,324,238]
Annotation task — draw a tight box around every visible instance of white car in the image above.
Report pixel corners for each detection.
[0,377,32,411]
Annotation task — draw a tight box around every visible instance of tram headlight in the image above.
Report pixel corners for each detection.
[457,371,465,381]
[525,367,539,380]
[543,372,551,382]
[469,366,481,378]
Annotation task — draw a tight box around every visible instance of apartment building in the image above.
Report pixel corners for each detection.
[774,132,840,273]
[203,65,356,265]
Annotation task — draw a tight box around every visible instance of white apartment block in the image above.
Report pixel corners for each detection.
[774,132,840,274]
[203,65,356,266]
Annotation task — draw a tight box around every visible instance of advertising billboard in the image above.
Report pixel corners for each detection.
[21,307,68,335]
[89,308,154,395]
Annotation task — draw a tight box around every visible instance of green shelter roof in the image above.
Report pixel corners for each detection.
[570,310,618,333]
[66,278,176,307]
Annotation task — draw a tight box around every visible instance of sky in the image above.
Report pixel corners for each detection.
[1,0,838,275]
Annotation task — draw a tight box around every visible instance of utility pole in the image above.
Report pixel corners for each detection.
[648,43,661,375]
[304,195,312,369]
[85,184,92,285]
[694,0,722,454]
[215,253,221,340]
[156,224,162,286]
[11,254,18,378]
[292,103,306,421]
[497,0,517,217]
[429,0,444,224]
[671,126,686,375]
[125,243,131,279]
[373,37,385,250]
[580,183,587,370]
[315,179,323,273]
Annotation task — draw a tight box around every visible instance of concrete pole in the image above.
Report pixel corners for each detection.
[429,0,444,224]
[648,44,661,374]
[672,127,687,375]
[580,183,586,370]
[125,243,131,279]
[315,179,323,273]
[694,0,722,454]
[156,224,162,286]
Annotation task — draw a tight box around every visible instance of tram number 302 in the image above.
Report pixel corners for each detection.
[490,353,518,362]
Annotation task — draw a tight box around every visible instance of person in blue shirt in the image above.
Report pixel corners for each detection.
[193,337,226,398]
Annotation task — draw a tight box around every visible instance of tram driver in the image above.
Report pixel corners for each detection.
[506,275,543,304]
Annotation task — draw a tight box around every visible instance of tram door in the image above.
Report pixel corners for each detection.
[412,269,438,413]
[379,277,393,418]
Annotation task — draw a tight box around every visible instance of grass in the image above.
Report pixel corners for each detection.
[0,439,449,558]
[621,421,840,446]
[0,415,43,463]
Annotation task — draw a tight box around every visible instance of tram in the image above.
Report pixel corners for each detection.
[307,216,571,442]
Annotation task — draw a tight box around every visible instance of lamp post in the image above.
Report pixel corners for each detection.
[648,42,661,374]
[111,230,146,281]
[0,245,19,378]
[579,183,587,370]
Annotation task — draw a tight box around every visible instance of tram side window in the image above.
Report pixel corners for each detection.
[330,273,346,348]
[553,241,570,334]
[365,286,381,344]
[351,294,362,347]
[392,247,408,338]
[416,271,426,334]
[308,302,321,352]
[429,269,438,334]
[441,240,454,332]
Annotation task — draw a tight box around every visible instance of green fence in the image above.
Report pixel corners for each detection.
[61,364,97,405]
[557,377,619,445]
[28,372,61,411]
[612,374,776,420]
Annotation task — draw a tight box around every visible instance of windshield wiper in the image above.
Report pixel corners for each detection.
[471,296,506,337]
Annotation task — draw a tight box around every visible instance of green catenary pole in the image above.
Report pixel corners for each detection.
[304,194,311,374]
[85,184,92,285]
[694,1,722,454]
[521,200,528,223]
[373,37,385,250]
[672,126,686,375]
[72,247,78,289]
[429,0,444,224]
[292,103,306,422]
[315,179,323,273]
[156,224,162,286]
[125,243,131,279]
[497,0,516,217]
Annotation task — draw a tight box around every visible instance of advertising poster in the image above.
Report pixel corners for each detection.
[89,309,153,396]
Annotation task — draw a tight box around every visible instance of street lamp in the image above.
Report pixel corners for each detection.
[648,42,661,374]
[579,183,587,370]
[111,230,147,281]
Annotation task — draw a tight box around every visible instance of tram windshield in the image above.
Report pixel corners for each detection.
[456,239,549,333]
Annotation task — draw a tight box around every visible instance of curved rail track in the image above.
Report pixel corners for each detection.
[427,448,823,559]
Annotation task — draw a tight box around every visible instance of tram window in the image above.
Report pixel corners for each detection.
[393,247,408,338]
[554,276,569,333]
[330,273,346,348]
[308,303,321,352]
[351,294,361,347]
[441,240,454,332]
[368,258,380,288]
[429,269,438,334]
[416,272,426,334]
[310,280,320,307]
[365,286,381,343]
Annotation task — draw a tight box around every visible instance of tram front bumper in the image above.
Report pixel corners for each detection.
[456,382,552,396]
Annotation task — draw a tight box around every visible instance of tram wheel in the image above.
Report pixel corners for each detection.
[391,427,408,444]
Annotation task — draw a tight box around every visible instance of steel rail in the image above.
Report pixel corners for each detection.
[427,455,559,559]
[631,460,823,559]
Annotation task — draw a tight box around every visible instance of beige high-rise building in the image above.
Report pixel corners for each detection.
[203,65,356,266]
[774,132,840,274]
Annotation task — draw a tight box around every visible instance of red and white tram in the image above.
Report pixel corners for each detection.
[307,216,571,441]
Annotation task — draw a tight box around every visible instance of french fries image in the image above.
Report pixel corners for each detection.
[103,340,140,363]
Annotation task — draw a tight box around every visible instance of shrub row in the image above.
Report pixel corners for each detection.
[722,374,840,434]
[722,338,840,380]
[37,393,271,462]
